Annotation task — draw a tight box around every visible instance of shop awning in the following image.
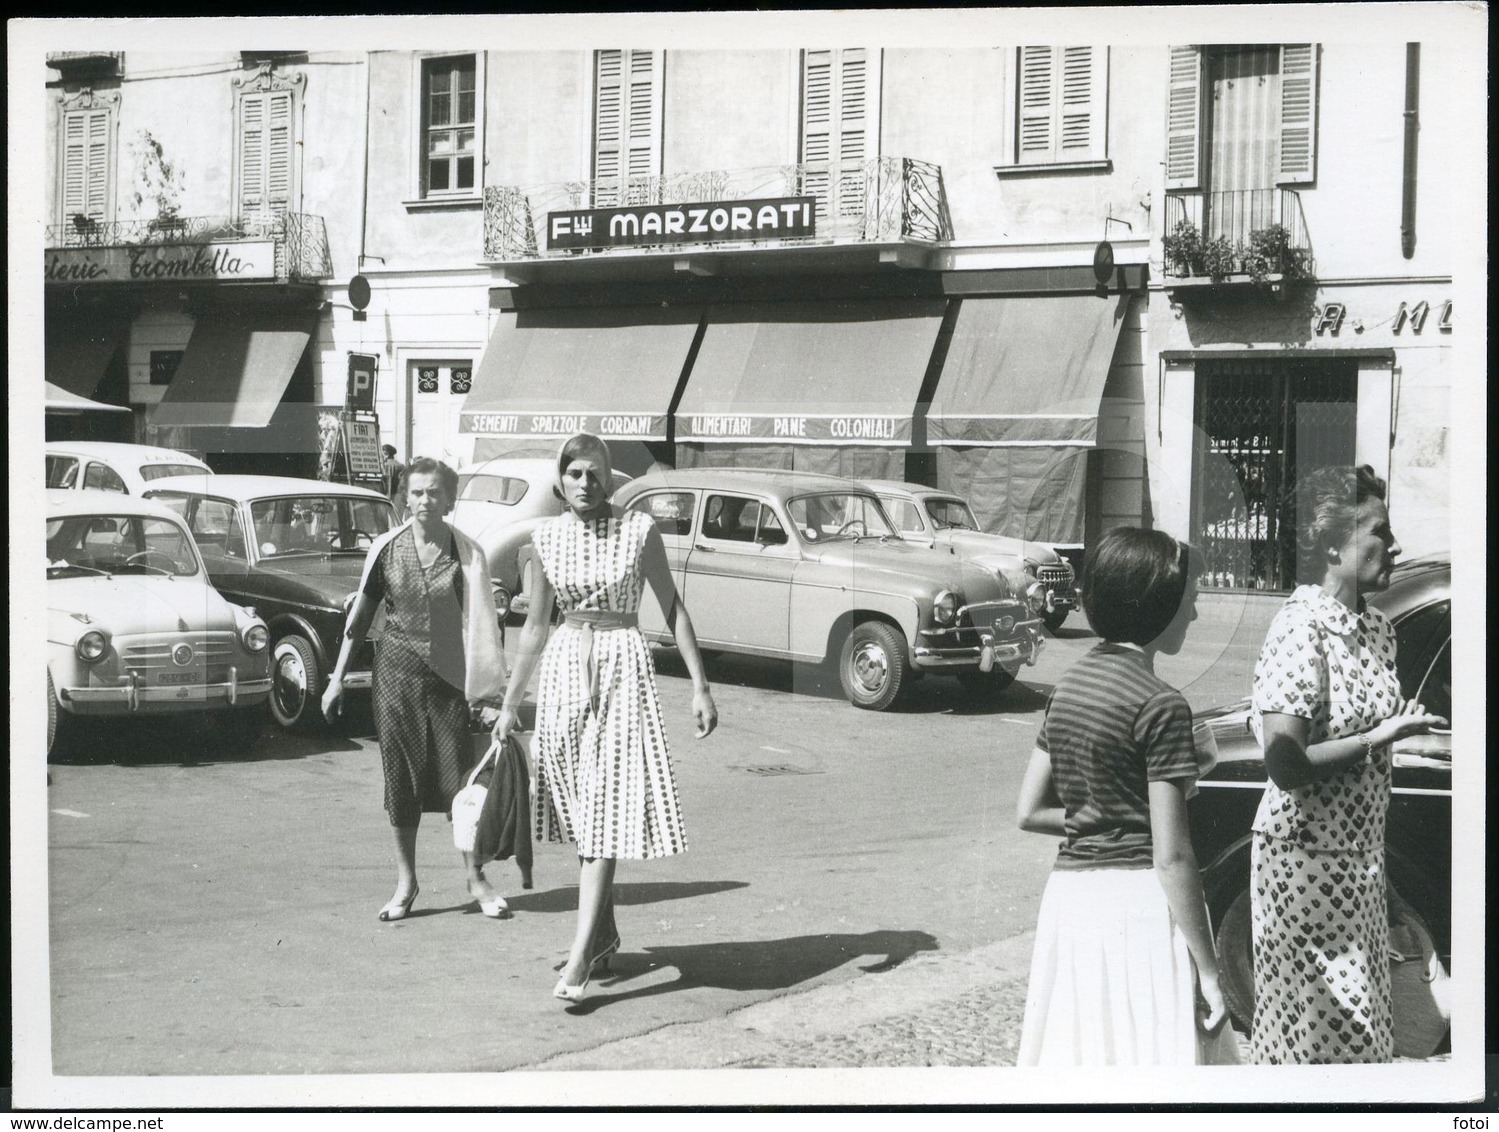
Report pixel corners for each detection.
[45,381,130,414]
[45,310,130,398]
[675,298,948,445]
[149,310,314,429]
[459,305,704,441]
[927,294,1131,445]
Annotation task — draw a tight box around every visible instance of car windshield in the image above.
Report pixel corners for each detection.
[45,513,201,578]
[925,498,979,530]
[249,495,395,557]
[457,473,529,506]
[139,463,208,482]
[786,493,895,542]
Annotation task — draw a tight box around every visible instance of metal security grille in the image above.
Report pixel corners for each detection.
[1194,358,1357,591]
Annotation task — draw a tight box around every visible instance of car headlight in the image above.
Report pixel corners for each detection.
[933,590,958,626]
[77,630,108,662]
[1024,581,1048,613]
[243,624,269,652]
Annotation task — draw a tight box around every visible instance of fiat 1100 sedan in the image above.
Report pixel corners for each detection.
[46,490,272,754]
[611,468,1045,710]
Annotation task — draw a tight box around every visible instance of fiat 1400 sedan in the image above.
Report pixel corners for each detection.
[861,479,1079,631]
[1188,553,1452,1035]
[610,468,1045,710]
[46,490,272,754]
[145,476,398,731]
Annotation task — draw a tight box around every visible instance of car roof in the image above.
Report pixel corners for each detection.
[455,457,557,477]
[1370,552,1450,617]
[46,488,186,521]
[859,479,961,499]
[44,441,210,466]
[143,474,390,501]
[617,466,867,499]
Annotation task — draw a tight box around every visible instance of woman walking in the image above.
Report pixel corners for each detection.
[322,457,511,921]
[1248,465,1445,1063]
[495,434,717,1003]
[1016,528,1236,1065]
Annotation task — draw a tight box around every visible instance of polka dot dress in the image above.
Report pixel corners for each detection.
[530,509,686,860]
[1247,584,1402,1063]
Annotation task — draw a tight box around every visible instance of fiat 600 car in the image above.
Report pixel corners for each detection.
[861,480,1079,631]
[611,468,1045,709]
[1188,553,1452,1033]
[46,490,271,753]
[45,440,213,495]
[144,475,398,731]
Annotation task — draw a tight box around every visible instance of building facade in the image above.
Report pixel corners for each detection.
[43,37,1456,586]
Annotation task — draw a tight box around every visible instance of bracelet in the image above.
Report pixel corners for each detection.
[1355,731,1375,759]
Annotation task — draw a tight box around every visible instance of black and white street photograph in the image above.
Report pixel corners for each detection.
[8,5,1487,1114]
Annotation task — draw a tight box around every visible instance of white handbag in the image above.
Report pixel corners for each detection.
[451,740,500,852]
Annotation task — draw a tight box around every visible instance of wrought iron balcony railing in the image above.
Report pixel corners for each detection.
[1162,188,1314,280]
[44,211,333,282]
[484,157,953,262]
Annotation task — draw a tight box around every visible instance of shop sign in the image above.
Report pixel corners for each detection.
[44,241,277,284]
[460,410,667,440]
[547,197,816,251]
[678,414,910,445]
[342,415,384,477]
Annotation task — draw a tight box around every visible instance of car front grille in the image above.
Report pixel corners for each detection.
[1037,564,1074,586]
[120,633,238,681]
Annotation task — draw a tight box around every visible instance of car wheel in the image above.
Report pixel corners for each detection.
[269,634,323,731]
[956,665,1017,699]
[838,621,908,711]
[1215,887,1257,1033]
[1042,608,1069,632]
[47,670,58,757]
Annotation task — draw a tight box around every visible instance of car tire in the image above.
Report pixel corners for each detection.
[956,665,1017,699]
[838,621,908,711]
[1214,887,1257,1033]
[47,670,58,757]
[269,633,323,732]
[1042,608,1069,632]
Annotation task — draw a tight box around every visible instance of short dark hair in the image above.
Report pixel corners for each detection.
[407,456,458,504]
[1081,527,1193,646]
[381,444,397,458]
[1296,464,1387,576]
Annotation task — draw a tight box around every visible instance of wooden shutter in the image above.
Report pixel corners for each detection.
[800,49,834,206]
[240,89,294,216]
[1017,46,1056,163]
[1017,46,1105,165]
[593,50,623,205]
[594,50,660,206]
[836,48,870,213]
[1165,45,1204,190]
[62,108,111,223]
[1277,43,1319,184]
[801,48,876,216]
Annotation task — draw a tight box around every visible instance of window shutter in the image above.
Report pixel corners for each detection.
[1017,46,1057,163]
[593,50,624,205]
[593,50,659,206]
[836,48,869,212]
[240,93,266,213]
[801,48,876,216]
[265,89,294,209]
[625,49,661,203]
[1165,45,1204,190]
[62,108,111,222]
[1059,46,1104,159]
[800,49,834,208]
[1277,43,1318,184]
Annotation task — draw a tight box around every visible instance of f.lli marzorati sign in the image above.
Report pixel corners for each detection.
[547,197,816,251]
[44,241,278,284]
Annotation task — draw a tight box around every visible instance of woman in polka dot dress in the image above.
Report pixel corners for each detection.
[495,434,717,1003]
[1248,465,1446,1063]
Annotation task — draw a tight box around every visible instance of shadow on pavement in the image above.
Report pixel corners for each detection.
[560,928,940,1015]
[48,707,372,768]
[504,879,750,916]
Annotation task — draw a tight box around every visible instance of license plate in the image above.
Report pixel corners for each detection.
[156,669,206,686]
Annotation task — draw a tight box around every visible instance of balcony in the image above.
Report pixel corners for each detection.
[483,157,953,277]
[44,212,333,283]
[47,51,123,74]
[1162,189,1314,294]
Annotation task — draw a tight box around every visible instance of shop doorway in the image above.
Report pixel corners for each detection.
[407,359,473,469]
[1193,357,1357,591]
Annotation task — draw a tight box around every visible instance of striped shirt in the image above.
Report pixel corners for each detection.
[1038,642,1198,871]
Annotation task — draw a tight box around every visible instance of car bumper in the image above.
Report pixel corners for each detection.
[58,669,273,713]
[342,670,373,691]
[913,623,1045,669]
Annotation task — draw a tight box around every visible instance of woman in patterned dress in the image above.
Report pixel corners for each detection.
[495,434,717,1003]
[322,458,510,921]
[1248,465,1446,1063]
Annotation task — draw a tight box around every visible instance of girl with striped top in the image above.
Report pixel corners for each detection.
[1016,528,1237,1065]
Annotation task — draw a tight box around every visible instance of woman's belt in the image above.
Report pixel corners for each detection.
[562,610,640,710]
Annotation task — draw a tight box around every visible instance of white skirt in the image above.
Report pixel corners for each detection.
[1017,867,1241,1067]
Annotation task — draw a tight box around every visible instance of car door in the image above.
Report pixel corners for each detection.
[623,489,696,639]
[682,492,795,653]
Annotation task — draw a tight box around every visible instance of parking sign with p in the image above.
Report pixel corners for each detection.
[346,353,378,412]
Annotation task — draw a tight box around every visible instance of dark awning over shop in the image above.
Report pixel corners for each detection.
[459,305,704,441]
[45,310,130,398]
[927,294,1130,445]
[674,298,948,446]
[150,309,315,428]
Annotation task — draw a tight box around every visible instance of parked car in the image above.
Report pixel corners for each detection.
[46,490,272,753]
[1188,552,1452,1032]
[861,479,1079,631]
[608,467,1045,709]
[450,456,633,622]
[45,441,213,495]
[143,475,398,731]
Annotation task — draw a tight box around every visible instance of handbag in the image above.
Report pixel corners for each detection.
[452,740,500,853]
[1388,909,1451,1058]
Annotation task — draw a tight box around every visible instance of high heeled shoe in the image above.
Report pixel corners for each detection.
[590,933,621,975]
[553,969,591,1003]
[471,872,509,918]
[377,886,419,922]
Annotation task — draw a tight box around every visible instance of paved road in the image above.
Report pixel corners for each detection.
[41,595,1282,1078]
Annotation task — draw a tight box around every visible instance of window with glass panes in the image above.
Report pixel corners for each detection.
[422,56,477,195]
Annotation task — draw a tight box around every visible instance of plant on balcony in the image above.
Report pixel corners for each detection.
[1241,223,1312,286]
[1201,235,1239,281]
[129,130,184,235]
[1162,220,1204,277]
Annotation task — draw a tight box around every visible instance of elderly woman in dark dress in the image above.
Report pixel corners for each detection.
[322,458,510,921]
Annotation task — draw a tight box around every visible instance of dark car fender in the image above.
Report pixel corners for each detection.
[265,611,334,675]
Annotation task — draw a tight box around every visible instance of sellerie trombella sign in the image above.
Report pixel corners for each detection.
[547,197,816,251]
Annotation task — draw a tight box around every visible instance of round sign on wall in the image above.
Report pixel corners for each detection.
[1092,241,1115,286]
[348,274,371,311]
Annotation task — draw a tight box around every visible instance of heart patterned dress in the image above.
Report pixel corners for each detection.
[1247,584,1402,1063]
